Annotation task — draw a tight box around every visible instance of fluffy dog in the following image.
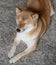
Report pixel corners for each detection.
[8,0,55,63]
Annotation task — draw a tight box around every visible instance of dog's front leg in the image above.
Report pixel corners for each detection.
[8,36,20,58]
[9,41,37,63]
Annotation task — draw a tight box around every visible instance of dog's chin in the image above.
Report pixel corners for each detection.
[21,29,25,32]
[21,26,29,32]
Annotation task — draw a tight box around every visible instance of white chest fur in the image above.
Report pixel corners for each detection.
[16,24,37,47]
[16,24,42,47]
[16,32,35,47]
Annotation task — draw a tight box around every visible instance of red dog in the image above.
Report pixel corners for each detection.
[8,0,55,63]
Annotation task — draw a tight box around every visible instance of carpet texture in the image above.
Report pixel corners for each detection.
[0,0,56,65]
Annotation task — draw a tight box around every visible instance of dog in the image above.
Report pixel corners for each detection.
[8,0,55,63]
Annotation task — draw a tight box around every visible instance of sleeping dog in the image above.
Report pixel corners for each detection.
[8,0,55,63]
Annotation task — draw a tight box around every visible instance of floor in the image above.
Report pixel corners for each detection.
[0,0,56,65]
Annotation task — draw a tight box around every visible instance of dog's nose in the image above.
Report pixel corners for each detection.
[16,28,21,32]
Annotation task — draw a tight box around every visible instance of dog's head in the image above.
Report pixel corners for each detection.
[16,6,39,32]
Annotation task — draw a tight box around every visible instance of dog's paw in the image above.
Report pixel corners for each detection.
[9,58,15,63]
[8,51,14,58]
[9,57,17,64]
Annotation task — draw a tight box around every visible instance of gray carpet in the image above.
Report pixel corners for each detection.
[0,0,56,65]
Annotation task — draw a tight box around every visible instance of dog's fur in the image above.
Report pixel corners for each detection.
[8,0,55,63]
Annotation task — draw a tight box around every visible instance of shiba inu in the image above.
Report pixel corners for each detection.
[8,0,55,63]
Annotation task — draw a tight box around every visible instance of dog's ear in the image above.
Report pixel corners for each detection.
[32,14,39,21]
[16,6,22,15]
